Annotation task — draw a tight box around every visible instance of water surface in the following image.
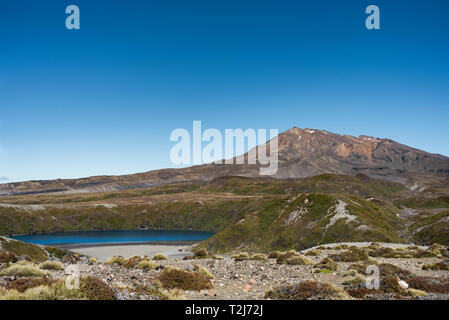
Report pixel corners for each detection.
[11,230,213,246]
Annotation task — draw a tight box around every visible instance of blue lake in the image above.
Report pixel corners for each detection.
[11,230,214,246]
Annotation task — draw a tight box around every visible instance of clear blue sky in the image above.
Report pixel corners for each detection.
[1,0,448,182]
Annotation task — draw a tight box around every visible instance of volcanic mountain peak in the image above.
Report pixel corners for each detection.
[1,127,448,196]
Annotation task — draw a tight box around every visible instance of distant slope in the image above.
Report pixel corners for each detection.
[1,127,448,196]
[1,174,448,248]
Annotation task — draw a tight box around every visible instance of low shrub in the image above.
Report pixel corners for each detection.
[0,281,84,300]
[231,252,250,261]
[268,251,283,259]
[0,263,48,277]
[348,263,413,280]
[342,275,365,286]
[0,250,17,263]
[422,261,449,271]
[39,261,64,271]
[122,256,144,268]
[265,280,351,300]
[330,248,369,262]
[343,269,358,277]
[407,276,449,294]
[44,247,67,260]
[157,267,213,291]
[407,288,428,297]
[314,258,338,272]
[61,252,82,264]
[0,277,54,293]
[136,260,157,270]
[79,276,116,300]
[193,265,214,279]
[305,250,321,256]
[153,254,168,261]
[193,248,209,259]
[250,253,267,261]
[105,256,125,265]
[286,255,313,265]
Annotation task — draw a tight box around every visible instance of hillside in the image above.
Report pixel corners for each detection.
[1,127,448,197]
[1,174,447,250]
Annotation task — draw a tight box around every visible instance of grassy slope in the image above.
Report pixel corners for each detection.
[198,192,404,253]
[2,174,446,250]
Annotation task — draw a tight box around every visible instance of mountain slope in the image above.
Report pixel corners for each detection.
[1,127,448,196]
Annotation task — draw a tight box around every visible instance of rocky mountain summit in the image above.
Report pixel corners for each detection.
[1,127,448,196]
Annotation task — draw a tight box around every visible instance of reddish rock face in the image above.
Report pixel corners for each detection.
[1,127,448,196]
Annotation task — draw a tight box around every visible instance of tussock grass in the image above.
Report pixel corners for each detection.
[136,260,157,270]
[39,261,64,271]
[193,265,214,279]
[152,254,168,261]
[250,253,267,261]
[193,248,209,259]
[231,252,250,261]
[286,255,313,265]
[0,263,48,277]
[105,256,125,265]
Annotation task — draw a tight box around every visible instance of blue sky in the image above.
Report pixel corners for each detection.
[1,0,448,182]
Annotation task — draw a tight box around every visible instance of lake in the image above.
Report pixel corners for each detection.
[11,230,214,246]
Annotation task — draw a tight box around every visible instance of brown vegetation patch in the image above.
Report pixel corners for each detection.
[407,276,449,294]
[329,248,369,262]
[80,276,116,300]
[157,267,213,291]
[265,280,350,300]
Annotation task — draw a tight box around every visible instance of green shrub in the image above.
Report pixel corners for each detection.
[44,246,67,260]
[343,269,358,277]
[268,251,283,259]
[0,264,48,277]
[0,280,84,300]
[153,254,168,261]
[122,256,144,268]
[250,253,267,261]
[39,261,64,271]
[193,265,214,279]
[0,277,54,293]
[158,267,213,291]
[193,248,209,259]
[286,255,313,265]
[61,252,82,264]
[330,248,369,262]
[314,258,338,271]
[231,252,250,261]
[0,238,47,263]
[105,256,125,265]
[305,250,321,256]
[422,261,449,271]
[342,275,366,286]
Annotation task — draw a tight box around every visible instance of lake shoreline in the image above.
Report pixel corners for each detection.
[53,240,199,249]
[72,243,195,261]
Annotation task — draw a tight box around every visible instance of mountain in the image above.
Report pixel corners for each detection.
[1,127,448,196]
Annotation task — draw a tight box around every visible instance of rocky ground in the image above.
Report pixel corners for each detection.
[2,238,448,300]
